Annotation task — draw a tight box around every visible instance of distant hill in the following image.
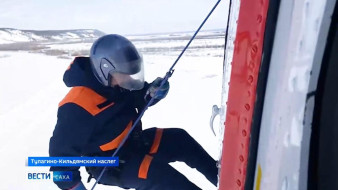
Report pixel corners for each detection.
[0,28,105,44]
[0,28,225,58]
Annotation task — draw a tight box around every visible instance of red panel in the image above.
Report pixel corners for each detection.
[219,0,269,189]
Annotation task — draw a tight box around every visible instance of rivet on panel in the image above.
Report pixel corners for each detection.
[242,130,247,137]
[245,104,251,111]
[257,15,263,23]
[252,45,258,54]
[248,75,254,84]
[237,179,242,186]
[251,45,258,59]
[239,155,244,162]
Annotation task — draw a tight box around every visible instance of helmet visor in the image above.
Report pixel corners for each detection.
[109,64,144,90]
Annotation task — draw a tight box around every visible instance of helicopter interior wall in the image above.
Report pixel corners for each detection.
[308,2,338,189]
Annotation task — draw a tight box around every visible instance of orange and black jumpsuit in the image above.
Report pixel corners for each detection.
[49,57,217,190]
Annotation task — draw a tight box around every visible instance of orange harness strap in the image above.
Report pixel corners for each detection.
[137,128,164,179]
[138,155,153,179]
[149,128,164,154]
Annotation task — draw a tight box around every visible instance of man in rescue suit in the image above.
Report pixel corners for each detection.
[49,34,218,190]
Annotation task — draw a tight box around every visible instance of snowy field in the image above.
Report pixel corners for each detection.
[0,31,224,190]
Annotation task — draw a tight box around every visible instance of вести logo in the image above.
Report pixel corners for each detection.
[53,171,73,182]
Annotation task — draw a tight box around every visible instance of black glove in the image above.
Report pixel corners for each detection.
[144,77,170,103]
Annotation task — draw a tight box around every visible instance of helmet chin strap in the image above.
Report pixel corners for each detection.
[110,81,130,92]
[117,86,129,92]
[110,83,127,92]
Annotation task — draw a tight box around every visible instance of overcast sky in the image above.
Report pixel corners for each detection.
[0,0,228,35]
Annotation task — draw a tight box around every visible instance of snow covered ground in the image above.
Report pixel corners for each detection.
[0,32,224,190]
[0,28,104,44]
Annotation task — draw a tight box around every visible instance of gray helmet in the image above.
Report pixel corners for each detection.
[90,34,144,90]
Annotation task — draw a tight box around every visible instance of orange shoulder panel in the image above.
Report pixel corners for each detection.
[58,86,114,116]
